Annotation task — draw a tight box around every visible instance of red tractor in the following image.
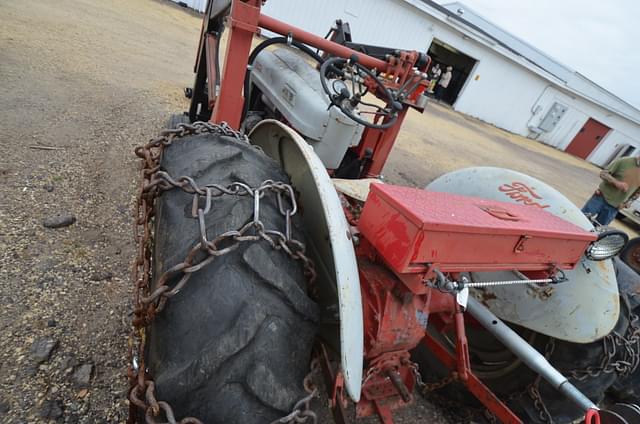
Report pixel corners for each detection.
[129,1,640,423]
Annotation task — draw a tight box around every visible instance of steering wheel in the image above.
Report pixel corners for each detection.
[319,55,400,130]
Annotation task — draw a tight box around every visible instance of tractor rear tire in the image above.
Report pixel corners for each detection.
[608,258,640,404]
[608,321,640,406]
[620,237,640,274]
[146,132,319,423]
[413,296,631,423]
[166,112,190,128]
[608,329,640,405]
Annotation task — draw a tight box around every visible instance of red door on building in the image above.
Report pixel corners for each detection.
[565,118,611,160]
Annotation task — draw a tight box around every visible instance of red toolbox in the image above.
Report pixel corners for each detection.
[358,184,596,274]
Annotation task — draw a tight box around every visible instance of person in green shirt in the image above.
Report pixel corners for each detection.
[582,156,640,225]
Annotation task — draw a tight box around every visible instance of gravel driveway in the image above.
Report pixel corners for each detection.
[0,0,199,422]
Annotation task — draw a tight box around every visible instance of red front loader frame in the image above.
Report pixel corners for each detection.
[198,0,427,179]
[195,1,600,423]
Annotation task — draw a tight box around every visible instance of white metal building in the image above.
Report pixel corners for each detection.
[173,0,208,12]
[176,0,640,167]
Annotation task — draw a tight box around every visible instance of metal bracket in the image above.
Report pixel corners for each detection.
[318,343,348,424]
[456,287,469,309]
[514,235,532,253]
[422,333,523,423]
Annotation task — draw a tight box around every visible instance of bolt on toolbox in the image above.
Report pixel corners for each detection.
[358,184,597,274]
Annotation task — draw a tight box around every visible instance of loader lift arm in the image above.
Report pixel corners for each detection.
[190,0,431,178]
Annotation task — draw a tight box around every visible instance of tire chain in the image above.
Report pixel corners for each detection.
[527,310,640,424]
[568,312,640,382]
[130,121,318,424]
[408,361,478,422]
[409,354,552,423]
[408,309,640,424]
[525,338,557,424]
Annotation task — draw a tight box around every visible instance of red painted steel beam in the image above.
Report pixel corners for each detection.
[318,343,348,424]
[373,401,395,424]
[258,14,389,71]
[212,0,261,127]
[358,108,409,177]
[422,334,523,424]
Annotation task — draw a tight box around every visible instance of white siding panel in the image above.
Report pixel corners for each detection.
[260,0,545,136]
[262,0,433,52]
[588,131,639,167]
[542,108,588,150]
[261,0,546,135]
[532,89,587,150]
[171,0,207,13]
[525,86,640,166]
[427,28,548,135]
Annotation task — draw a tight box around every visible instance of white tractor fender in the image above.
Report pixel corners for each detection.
[427,167,619,343]
[249,120,363,401]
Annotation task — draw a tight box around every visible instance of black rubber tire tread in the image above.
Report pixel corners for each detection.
[613,256,640,311]
[609,315,640,404]
[609,258,640,404]
[620,237,640,274]
[412,297,630,423]
[147,133,319,423]
[509,301,628,424]
[166,112,191,129]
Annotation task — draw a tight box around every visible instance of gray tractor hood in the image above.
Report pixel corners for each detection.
[251,47,364,169]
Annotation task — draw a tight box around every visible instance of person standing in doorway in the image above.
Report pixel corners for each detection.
[427,63,441,93]
[435,65,453,101]
[582,156,640,225]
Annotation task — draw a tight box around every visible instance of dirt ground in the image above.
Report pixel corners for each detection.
[0,0,200,422]
[0,1,633,423]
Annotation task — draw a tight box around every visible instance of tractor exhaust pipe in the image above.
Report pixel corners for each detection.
[466,297,598,412]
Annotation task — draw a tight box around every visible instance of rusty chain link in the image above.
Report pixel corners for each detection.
[408,360,480,423]
[527,383,554,424]
[408,361,455,394]
[568,312,640,381]
[268,356,322,424]
[268,391,317,424]
[523,309,640,424]
[407,309,640,423]
[407,343,551,423]
[509,307,640,424]
[526,338,556,424]
[129,121,317,423]
[513,309,640,424]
